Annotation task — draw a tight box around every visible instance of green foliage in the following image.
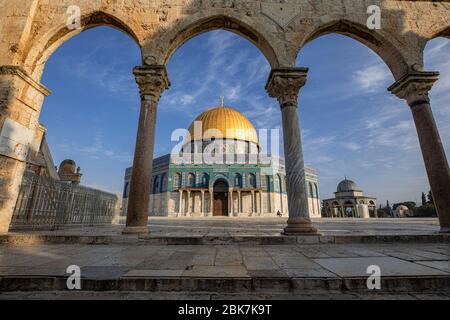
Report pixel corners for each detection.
[376,209,391,218]
[427,190,434,204]
[421,192,427,206]
[413,203,437,217]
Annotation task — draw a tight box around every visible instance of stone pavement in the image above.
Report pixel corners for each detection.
[1,241,450,298]
[2,218,450,299]
[3,218,447,246]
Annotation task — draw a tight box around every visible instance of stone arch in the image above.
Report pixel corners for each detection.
[145,14,281,68]
[422,25,450,63]
[187,173,196,187]
[431,25,450,40]
[200,172,209,187]
[298,20,409,80]
[234,173,242,188]
[23,11,142,79]
[247,173,256,188]
[152,175,160,194]
[173,172,182,189]
[160,174,167,192]
[211,174,230,187]
[308,182,314,198]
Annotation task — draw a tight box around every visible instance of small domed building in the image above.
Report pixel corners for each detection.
[58,159,82,185]
[121,104,321,218]
[323,179,377,218]
[394,205,411,218]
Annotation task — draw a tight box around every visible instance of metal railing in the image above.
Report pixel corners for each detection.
[10,171,118,230]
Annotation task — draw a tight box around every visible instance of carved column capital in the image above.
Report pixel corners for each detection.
[265,67,308,106]
[388,71,439,107]
[133,65,170,101]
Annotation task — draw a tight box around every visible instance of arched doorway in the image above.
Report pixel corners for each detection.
[213,180,229,217]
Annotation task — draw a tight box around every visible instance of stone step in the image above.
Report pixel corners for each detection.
[1,275,450,293]
[2,233,450,245]
[2,290,450,300]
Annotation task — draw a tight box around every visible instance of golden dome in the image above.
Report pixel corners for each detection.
[187,106,258,144]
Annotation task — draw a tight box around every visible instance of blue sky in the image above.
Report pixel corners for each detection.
[40,27,450,205]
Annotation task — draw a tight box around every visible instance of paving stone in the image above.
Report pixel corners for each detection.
[182,265,250,278]
[314,257,450,277]
[244,256,279,270]
[414,260,450,273]
[283,267,338,278]
[247,270,288,278]
[122,269,185,277]
[81,266,130,280]
[191,254,215,266]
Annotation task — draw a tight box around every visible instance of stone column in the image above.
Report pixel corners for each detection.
[178,190,183,216]
[228,188,233,216]
[0,66,50,234]
[237,190,241,215]
[124,65,169,234]
[201,190,205,216]
[259,191,263,215]
[187,190,191,217]
[209,189,213,216]
[251,190,255,215]
[266,68,318,234]
[389,71,450,232]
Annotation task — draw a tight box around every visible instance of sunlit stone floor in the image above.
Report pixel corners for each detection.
[7,217,442,237]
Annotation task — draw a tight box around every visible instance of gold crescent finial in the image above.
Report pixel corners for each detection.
[220,96,225,107]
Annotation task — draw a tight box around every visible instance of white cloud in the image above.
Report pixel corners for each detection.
[353,63,391,92]
[342,142,361,151]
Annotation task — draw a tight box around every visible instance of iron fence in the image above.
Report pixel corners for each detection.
[10,171,118,230]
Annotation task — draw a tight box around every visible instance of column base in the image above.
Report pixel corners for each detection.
[282,217,318,235]
[439,227,450,234]
[122,226,150,235]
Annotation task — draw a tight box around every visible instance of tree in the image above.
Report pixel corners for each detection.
[427,190,434,204]
[413,203,437,217]
[421,192,427,206]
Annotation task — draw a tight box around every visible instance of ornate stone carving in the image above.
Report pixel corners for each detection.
[388,71,439,107]
[265,68,308,106]
[133,65,170,101]
[157,1,171,22]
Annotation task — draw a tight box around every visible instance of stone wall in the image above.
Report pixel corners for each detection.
[1,1,449,81]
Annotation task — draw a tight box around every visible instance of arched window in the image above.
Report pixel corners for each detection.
[201,173,209,187]
[187,173,196,187]
[282,176,287,192]
[160,174,167,192]
[123,182,129,198]
[309,182,314,198]
[234,173,242,188]
[261,174,269,191]
[247,173,256,188]
[173,172,181,188]
[314,183,319,198]
[152,176,159,194]
[274,175,280,192]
